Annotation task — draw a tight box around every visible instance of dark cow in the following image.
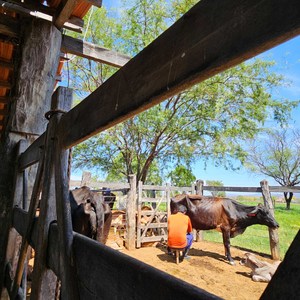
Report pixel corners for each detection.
[70,186,112,244]
[102,187,116,209]
[171,194,279,265]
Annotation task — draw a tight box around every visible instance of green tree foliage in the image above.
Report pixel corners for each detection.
[168,165,196,187]
[244,129,300,209]
[68,0,299,185]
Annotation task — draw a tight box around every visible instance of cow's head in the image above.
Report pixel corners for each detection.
[70,186,112,244]
[247,204,279,229]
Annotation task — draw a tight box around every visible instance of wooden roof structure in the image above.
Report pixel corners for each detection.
[0,0,300,299]
[0,0,130,139]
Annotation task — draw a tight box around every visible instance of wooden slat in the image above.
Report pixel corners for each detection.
[18,133,45,170]
[0,96,11,104]
[0,107,8,116]
[204,186,262,193]
[61,35,131,68]
[57,0,300,149]
[71,232,221,300]
[0,58,14,71]
[54,0,78,29]
[0,13,19,38]
[0,80,12,89]
[0,0,84,33]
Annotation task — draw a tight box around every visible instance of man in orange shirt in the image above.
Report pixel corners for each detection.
[167,204,193,260]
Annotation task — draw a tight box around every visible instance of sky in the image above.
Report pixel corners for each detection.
[70,8,300,189]
[192,36,300,188]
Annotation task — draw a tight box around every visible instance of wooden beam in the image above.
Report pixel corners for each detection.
[0,58,14,71]
[0,0,84,33]
[0,80,12,89]
[57,0,300,149]
[0,107,8,116]
[0,13,19,38]
[61,35,131,68]
[0,96,11,104]
[54,0,79,29]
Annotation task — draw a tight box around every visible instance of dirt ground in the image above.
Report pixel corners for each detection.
[107,232,272,300]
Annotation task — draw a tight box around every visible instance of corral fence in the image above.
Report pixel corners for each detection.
[70,172,300,260]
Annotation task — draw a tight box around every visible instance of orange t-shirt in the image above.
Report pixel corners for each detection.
[167,212,192,248]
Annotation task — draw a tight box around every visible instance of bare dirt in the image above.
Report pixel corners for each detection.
[107,232,272,300]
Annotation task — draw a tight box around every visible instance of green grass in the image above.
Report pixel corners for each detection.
[202,202,300,260]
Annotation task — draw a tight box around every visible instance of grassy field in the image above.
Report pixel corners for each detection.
[202,201,300,260]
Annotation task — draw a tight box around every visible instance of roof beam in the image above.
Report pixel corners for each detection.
[0,58,14,71]
[0,80,12,89]
[54,0,79,29]
[0,13,20,38]
[0,0,84,33]
[57,0,300,149]
[0,96,11,104]
[61,35,131,68]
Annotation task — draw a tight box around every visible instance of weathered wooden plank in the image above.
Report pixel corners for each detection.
[18,133,44,170]
[260,180,280,260]
[12,207,38,249]
[0,58,14,71]
[29,115,59,299]
[54,0,78,29]
[269,186,300,193]
[58,0,300,149]
[0,13,19,38]
[0,0,84,33]
[204,186,263,193]
[125,174,136,250]
[0,96,11,104]
[61,35,131,68]
[0,107,8,116]
[11,153,44,298]
[0,79,12,89]
[54,87,80,299]
[72,232,221,300]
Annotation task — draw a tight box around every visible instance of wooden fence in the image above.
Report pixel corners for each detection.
[3,88,220,299]
[71,172,285,260]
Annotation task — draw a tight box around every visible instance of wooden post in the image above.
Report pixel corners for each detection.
[260,180,280,260]
[81,171,91,186]
[195,180,204,242]
[136,181,142,248]
[125,174,136,250]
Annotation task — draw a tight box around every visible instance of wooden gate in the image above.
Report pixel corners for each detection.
[136,182,196,248]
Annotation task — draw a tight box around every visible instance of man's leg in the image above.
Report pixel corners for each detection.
[182,233,193,258]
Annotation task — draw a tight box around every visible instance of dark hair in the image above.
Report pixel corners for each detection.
[177,204,187,214]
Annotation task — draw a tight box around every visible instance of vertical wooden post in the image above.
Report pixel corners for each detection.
[260,180,280,260]
[125,174,136,250]
[136,181,142,248]
[81,171,91,186]
[195,180,204,241]
[166,183,171,220]
[53,87,80,300]
[5,140,28,285]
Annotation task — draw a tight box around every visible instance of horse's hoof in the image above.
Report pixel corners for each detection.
[229,260,235,266]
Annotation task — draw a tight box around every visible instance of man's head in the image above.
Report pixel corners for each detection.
[175,204,187,214]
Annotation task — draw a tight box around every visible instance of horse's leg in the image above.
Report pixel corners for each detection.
[222,229,235,265]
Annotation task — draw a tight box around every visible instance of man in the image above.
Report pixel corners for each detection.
[167,204,193,260]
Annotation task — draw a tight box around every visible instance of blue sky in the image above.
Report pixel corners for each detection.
[193,36,300,188]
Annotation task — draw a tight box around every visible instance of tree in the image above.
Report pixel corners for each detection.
[168,165,196,187]
[244,129,300,209]
[69,0,299,186]
[206,180,226,197]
